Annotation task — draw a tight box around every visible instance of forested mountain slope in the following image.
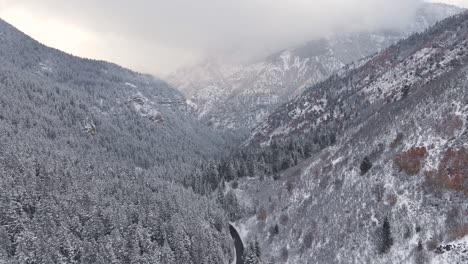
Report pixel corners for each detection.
[0,16,229,176]
[168,3,463,131]
[249,9,468,145]
[0,18,234,263]
[231,12,468,263]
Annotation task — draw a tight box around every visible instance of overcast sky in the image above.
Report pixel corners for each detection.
[0,0,466,76]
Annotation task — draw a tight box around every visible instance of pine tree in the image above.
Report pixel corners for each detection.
[160,241,176,263]
[254,240,261,258]
[360,156,372,175]
[243,242,261,264]
[380,217,394,254]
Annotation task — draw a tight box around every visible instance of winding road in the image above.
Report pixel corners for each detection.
[229,224,244,264]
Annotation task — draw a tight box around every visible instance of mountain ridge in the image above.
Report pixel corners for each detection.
[167,2,464,132]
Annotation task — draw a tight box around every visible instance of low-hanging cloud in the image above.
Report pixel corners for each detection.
[0,0,428,75]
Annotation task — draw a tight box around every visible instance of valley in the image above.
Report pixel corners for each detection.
[0,2,467,264]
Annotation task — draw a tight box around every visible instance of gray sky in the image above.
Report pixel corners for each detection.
[0,0,465,76]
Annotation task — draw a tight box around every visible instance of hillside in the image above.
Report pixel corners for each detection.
[0,18,234,263]
[231,11,468,263]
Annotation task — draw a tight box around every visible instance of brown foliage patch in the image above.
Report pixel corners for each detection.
[394,147,428,175]
[425,147,468,195]
[445,207,468,242]
[435,115,463,138]
[447,223,468,242]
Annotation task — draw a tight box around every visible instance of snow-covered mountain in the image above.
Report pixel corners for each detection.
[233,11,468,263]
[0,18,235,263]
[167,3,463,131]
[0,17,227,169]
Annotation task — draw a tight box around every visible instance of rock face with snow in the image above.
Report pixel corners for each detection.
[167,3,463,131]
[235,12,468,263]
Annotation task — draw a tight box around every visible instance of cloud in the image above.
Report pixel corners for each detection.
[0,0,426,75]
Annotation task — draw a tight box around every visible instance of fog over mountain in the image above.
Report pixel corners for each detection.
[168,3,463,131]
[0,0,446,75]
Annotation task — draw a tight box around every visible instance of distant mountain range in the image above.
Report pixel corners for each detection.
[168,3,463,131]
